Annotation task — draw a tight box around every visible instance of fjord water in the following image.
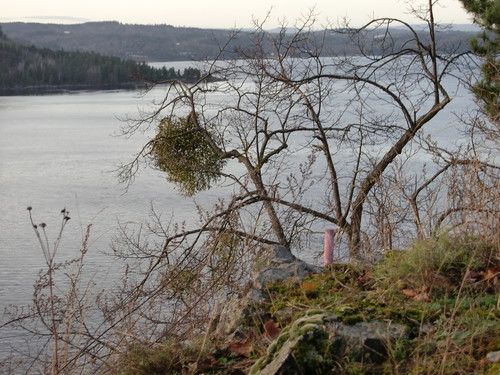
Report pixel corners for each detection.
[0,87,223,353]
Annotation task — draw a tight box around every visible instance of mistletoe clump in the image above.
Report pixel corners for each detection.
[151,114,226,196]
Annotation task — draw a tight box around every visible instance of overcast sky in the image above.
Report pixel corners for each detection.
[1,0,473,28]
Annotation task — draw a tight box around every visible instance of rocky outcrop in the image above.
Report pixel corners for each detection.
[209,245,321,340]
[210,245,411,375]
[249,312,410,375]
[251,245,322,289]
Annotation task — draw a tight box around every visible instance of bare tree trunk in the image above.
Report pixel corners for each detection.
[239,157,288,246]
[347,215,362,263]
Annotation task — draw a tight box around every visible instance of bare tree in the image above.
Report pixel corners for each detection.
[120,1,487,263]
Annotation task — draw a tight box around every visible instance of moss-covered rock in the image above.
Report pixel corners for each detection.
[249,312,335,375]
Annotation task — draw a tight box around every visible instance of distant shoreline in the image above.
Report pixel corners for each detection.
[0,82,144,96]
[0,75,222,96]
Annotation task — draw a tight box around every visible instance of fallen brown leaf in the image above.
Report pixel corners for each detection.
[414,291,431,302]
[229,340,253,358]
[300,281,318,291]
[480,266,500,285]
[402,287,431,302]
[263,319,281,340]
[402,289,418,298]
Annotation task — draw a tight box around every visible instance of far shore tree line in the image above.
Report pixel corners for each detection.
[0,26,203,93]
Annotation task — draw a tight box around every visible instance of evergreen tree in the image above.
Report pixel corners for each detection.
[459,0,499,122]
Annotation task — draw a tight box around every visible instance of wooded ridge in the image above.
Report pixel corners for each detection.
[1,21,480,62]
[0,27,203,94]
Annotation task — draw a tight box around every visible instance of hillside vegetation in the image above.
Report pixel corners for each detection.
[116,234,500,375]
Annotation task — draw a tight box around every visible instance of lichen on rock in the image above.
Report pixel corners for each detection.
[249,312,334,375]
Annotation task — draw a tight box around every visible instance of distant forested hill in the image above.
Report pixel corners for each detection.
[0,26,203,94]
[1,21,241,62]
[1,21,479,62]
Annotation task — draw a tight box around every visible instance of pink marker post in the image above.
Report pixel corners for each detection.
[324,229,335,266]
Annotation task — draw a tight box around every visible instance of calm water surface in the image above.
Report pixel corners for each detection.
[0,87,223,350]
